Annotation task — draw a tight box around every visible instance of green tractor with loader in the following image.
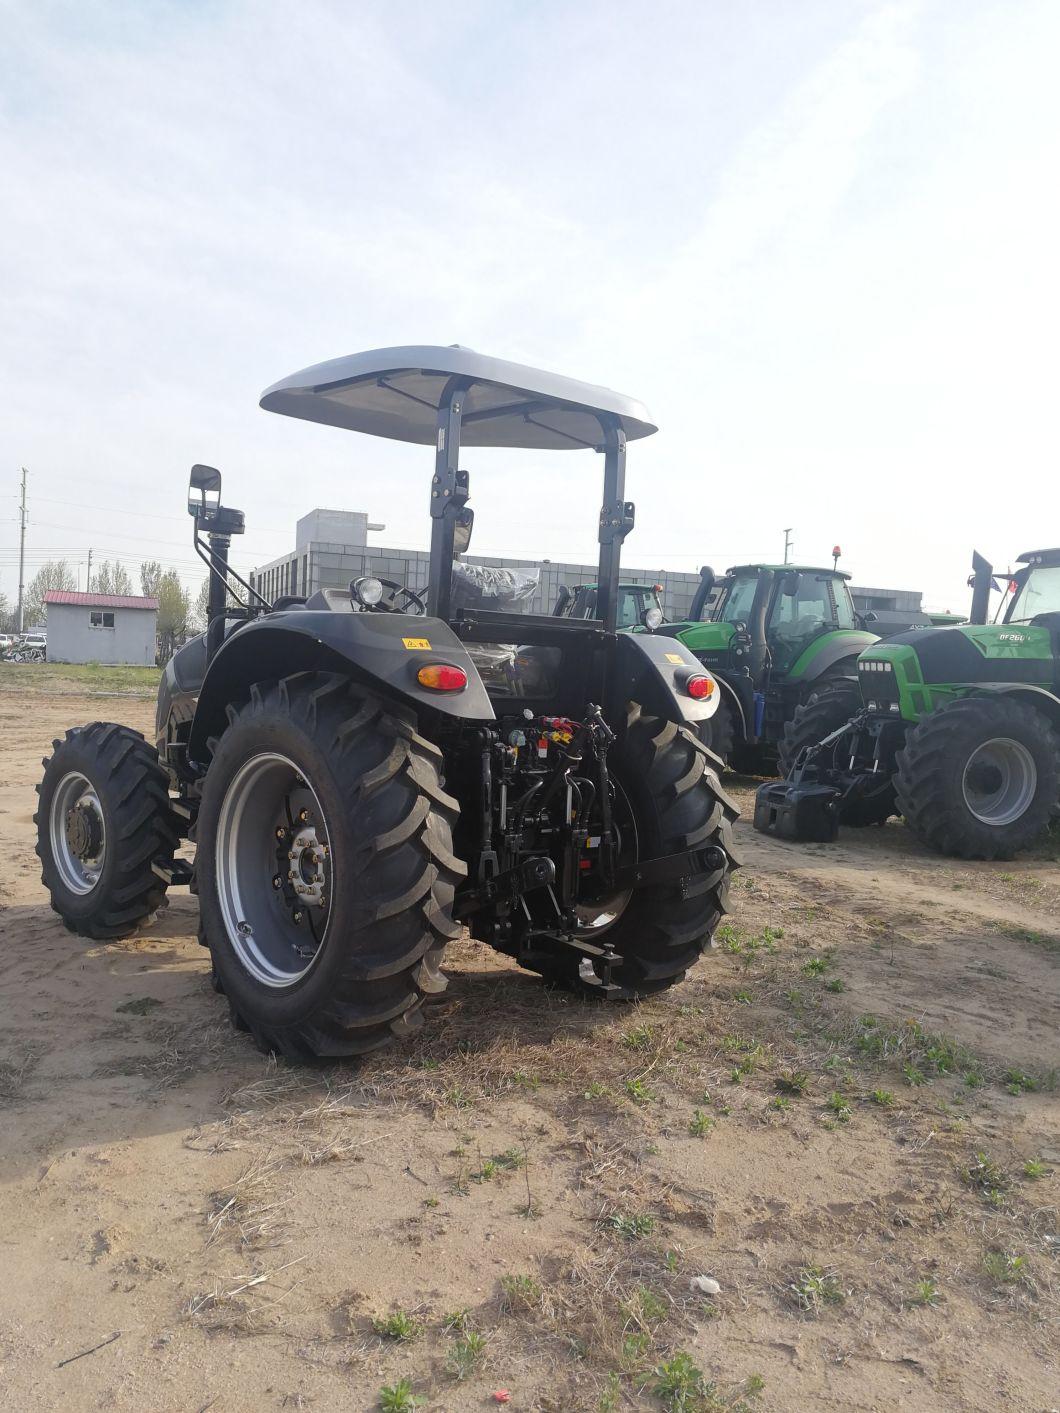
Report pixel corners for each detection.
[34,346,739,1059]
[658,561,884,770]
[756,549,1060,859]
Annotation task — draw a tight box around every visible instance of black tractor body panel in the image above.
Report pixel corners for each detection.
[187,611,495,764]
[609,631,719,727]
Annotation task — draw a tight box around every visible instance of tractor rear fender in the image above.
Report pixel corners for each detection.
[610,632,720,727]
[794,640,871,684]
[187,611,494,764]
[966,683,1060,730]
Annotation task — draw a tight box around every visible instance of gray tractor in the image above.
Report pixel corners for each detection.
[36,346,739,1059]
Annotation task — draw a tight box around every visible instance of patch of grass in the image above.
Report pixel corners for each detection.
[769,1095,791,1113]
[445,1329,487,1381]
[649,1351,710,1410]
[801,957,828,977]
[775,1069,809,1096]
[625,1078,655,1104]
[500,1272,541,1312]
[733,989,753,1004]
[441,1307,471,1332]
[824,978,845,993]
[623,1024,655,1051]
[903,1062,926,1086]
[906,1277,939,1307]
[982,1250,1025,1285]
[1003,1068,1037,1095]
[0,661,161,696]
[372,1310,421,1341]
[746,1372,766,1396]
[870,1088,894,1106]
[584,1081,610,1100]
[825,1091,851,1123]
[609,1211,656,1241]
[790,1263,845,1314]
[1022,1158,1048,1179]
[961,1152,1008,1198]
[378,1380,423,1412]
[688,1109,714,1137]
[116,996,163,1015]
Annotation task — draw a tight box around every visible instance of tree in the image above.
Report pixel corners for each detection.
[25,560,76,626]
[0,590,13,634]
[91,560,133,596]
[191,578,211,633]
[140,560,163,599]
[149,567,192,663]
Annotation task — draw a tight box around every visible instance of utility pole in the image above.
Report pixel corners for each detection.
[16,467,27,633]
[783,528,793,565]
[86,547,93,591]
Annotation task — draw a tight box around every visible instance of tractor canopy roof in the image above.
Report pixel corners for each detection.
[260,345,657,451]
[1016,548,1060,566]
[725,563,852,580]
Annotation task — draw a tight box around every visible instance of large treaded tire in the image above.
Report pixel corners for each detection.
[699,694,736,768]
[894,696,1060,860]
[196,672,465,1059]
[514,706,740,997]
[35,722,178,939]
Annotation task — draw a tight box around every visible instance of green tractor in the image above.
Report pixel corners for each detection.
[757,550,1060,859]
[657,562,882,770]
[553,581,665,632]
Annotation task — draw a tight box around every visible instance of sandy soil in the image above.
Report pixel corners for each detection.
[1,683,1057,1412]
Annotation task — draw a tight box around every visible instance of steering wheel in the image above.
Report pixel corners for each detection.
[377,578,427,616]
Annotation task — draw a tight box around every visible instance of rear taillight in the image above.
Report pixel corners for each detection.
[417,663,468,692]
[684,674,714,700]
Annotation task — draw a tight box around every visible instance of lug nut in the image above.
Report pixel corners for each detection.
[298,808,309,823]
[293,910,304,923]
[272,874,282,889]
[275,826,286,840]
[288,850,297,859]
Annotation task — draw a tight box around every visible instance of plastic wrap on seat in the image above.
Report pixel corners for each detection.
[450,563,539,614]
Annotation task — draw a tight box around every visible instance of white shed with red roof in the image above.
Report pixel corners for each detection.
[43,590,159,666]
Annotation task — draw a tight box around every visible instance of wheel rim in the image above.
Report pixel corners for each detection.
[961,737,1038,826]
[50,771,106,894]
[215,752,333,987]
[573,783,638,936]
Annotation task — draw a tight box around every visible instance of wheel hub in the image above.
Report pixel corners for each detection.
[281,824,329,908]
[65,800,103,860]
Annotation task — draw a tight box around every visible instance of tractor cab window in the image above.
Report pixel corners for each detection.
[1007,565,1060,622]
[715,575,758,625]
[768,576,833,671]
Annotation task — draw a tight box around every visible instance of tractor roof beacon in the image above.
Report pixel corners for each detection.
[755,548,1060,860]
[36,346,739,1060]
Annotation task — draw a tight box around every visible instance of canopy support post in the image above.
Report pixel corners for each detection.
[595,418,633,634]
[427,378,471,620]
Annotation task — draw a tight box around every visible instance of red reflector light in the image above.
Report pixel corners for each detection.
[685,674,714,700]
[417,663,468,692]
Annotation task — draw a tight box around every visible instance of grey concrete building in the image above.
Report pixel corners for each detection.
[252,509,923,623]
[43,591,158,665]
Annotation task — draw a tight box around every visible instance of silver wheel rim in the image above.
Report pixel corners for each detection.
[215,752,333,988]
[961,737,1037,826]
[50,771,106,894]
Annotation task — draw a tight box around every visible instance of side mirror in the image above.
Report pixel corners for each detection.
[862,610,879,623]
[188,464,222,521]
[452,506,474,556]
[780,570,801,597]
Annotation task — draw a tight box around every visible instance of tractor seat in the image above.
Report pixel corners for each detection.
[303,587,356,613]
[273,594,308,611]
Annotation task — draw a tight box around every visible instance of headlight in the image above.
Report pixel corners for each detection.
[352,576,384,607]
[642,606,664,631]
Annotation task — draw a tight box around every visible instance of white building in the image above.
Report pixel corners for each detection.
[43,590,158,666]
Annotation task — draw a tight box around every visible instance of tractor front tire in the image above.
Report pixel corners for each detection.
[195,673,464,1058]
[35,722,178,939]
[895,696,1060,860]
[515,707,740,998]
[779,683,893,825]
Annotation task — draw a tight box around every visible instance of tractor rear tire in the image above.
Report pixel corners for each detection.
[514,707,740,998]
[895,695,1060,860]
[35,722,178,940]
[195,673,464,1058]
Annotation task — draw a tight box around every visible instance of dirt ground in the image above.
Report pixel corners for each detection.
[1,680,1057,1412]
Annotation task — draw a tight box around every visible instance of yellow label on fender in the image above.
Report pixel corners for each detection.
[402,637,431,650]
[664,652,684,664]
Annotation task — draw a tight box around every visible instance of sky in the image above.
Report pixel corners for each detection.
[2,0,1058,614]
